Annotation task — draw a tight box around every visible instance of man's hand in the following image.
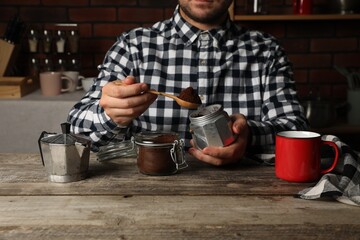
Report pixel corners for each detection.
[188,113,250,166]
[99,76,157,126]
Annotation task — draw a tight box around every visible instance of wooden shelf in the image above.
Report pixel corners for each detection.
[233,14,360,21]
[228,1,360,21]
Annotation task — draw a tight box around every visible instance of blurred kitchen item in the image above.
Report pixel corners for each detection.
[347,90,360,125]
[0,76,38,99]
[42,58,53,72]
[28,29,38,53]
[81,77,96,92]
[351,73,360,89]
[304,100,334,128]
[303,86,348,129]
[56,30,66,53]
[329,0,360,14]
[334,65,360,90]
[55,58,66,72]
[2,15,25,44]
[68,30,79,53]
[1,15,25,76]
[29,58,39,80]
[42,30,52,53]
[0,39,17,76]
[293,0,312,14]
[38,122,91,183]
[69,58,81,72]
[0,16,36,98]
[61,71,84,92]
[246,0,267,14]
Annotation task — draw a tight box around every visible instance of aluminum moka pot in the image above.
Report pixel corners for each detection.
[189,104,235,150]
[38,122,91,183]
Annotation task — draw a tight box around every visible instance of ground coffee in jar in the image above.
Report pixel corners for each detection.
[134,131,187,175]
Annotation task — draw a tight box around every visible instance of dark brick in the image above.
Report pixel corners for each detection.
[19,7,67,22]
[118,8,165,23]
[139,0,177,8]
[94,23,139,37]
[311,38,358,52]
[91,0,137,6]
[42,0,88,6]
[69,8,116,22]
[0,0,40,5]
[289,54,332,68]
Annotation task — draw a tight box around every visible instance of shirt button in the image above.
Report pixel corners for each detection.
[200,60,206,65]
[200,32,210,41]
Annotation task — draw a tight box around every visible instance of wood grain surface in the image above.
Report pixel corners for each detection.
[0,153,358,240]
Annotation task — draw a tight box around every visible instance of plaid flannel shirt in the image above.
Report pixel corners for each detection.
[68,6,308,153]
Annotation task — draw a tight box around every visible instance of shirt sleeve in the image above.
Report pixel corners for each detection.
[246,40,309,153]
[67,34,135,151]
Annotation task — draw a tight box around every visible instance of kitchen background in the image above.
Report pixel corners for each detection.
[0,0,359,151]
[1,0,359,101]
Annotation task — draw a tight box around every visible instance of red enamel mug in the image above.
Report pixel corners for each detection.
[293,0,312,14]
[275,131,339,182]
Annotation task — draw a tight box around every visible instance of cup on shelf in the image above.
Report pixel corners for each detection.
[61,71,85,92]
[293,0,312,15]
[39,71,73,96]
[81,77,96,92]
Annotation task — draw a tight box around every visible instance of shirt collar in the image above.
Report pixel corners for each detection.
[171,5,234,47]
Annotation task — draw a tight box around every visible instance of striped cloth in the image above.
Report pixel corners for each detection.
[297,135,360,206]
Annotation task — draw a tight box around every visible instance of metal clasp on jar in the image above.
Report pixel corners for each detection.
[170,139,188,170]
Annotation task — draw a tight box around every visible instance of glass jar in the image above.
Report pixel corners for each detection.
[55,58,66,72]
[42,58,53,72]
[42,30,52,53]
[134,131,187,176]
[28,29,38,53]
[246,0,267,14]
[97,139,136,162]
[56,30,66,53]
[68,30,79,53]
[29,58,39,79]
[69,58,81,72]
[189,104,235,150]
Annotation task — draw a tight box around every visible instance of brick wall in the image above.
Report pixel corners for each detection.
[1,0,359,102]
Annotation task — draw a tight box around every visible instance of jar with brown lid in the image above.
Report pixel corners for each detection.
[134,131,187,175]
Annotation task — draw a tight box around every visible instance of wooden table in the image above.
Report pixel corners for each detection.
[0,153,358,239]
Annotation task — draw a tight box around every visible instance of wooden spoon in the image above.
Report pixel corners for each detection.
[147,89,200,109]
[113,80,201,109]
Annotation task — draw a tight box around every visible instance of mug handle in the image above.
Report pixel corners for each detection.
[320,141,339,174]
[76,75,85,90]
[60,76,74,93]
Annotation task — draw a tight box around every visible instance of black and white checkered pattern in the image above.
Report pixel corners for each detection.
[68,5,308,152]
[297,135,360,206]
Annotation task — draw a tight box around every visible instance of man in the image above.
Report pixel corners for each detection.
[68,0,308,166]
